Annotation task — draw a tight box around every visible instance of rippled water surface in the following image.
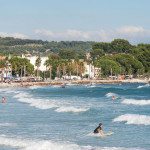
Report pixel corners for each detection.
[0,83,149,150]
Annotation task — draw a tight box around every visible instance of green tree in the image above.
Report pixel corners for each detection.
[35,56,41,77]
[113,54,144,75]
[45,54,61,79]
[90,48,105,60]
[92,42,112,53]
[9,57,34,76]
[59,49,76,59]
[131,45,150,73]
[94,58,120,77]
[111,39,133,53]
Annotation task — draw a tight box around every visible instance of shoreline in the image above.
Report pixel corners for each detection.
[0,78,149,88]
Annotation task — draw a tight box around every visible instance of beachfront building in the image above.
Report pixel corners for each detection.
[0,56,12,81]
[22,54,101,79]
[22,54,48,71]
[94,67,101,79]
[82,62,101,79]
[82,61,94,78]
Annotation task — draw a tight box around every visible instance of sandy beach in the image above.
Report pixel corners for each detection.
[0,78,149,88]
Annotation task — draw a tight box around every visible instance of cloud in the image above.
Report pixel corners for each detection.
[0,32,28,39]
[116,26,145,34]
[34,26,150,43]
[1,26,150,43]
[34,29,112,41]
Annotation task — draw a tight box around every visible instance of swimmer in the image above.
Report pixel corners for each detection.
[112,96,116,100]
[1,97,6,103]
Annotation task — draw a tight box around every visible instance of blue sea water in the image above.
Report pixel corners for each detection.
[0,83,149,150]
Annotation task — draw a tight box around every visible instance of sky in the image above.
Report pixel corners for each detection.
[0,0,150,43]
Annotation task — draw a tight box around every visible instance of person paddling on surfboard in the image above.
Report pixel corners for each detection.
[93,123,104,136]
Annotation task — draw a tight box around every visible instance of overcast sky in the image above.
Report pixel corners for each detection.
[0,0,150,43]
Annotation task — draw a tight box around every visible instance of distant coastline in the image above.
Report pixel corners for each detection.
[0,78,149,88]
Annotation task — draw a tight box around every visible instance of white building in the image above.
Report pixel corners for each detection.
[82,62,94,78]
[22,54,101,79]
[82,62,101,79]
[22,55,48,71]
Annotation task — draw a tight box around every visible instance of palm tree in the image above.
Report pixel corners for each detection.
[45,54,60,80]
[0,59,6,82]
[74,58,79,77]
[85,56,92,80]
[60,59,67,79]
[78,61,85,78]
[35,56,41,77]
[66,59,73,79]
[45,56,53,80]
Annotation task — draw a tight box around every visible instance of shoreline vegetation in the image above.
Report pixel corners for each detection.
[0,38,150,84]
[0,78,149,88]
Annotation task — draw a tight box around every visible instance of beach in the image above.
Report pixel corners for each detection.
[0,78,149,88]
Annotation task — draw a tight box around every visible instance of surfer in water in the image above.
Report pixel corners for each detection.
[93,123,104,136]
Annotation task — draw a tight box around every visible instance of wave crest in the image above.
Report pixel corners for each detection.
[14,92,88,113]
[55,106,89,113]
[0,136,143,150]
[113,114,150,125]
[122,99,150,106]
[137,84,150,89]
[0,123,16,127]
[105,92,118,98]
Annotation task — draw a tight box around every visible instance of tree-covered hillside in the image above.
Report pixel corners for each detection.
[0,37,95,58]
[0,37,149,76]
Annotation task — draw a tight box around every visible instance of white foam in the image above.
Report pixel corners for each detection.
[105,92,118,98]
[0,123,16,127]
[137,84,150,89]
[55,106,89,113]
[28,86,42,90]
[113,114,150,125]
[14,92,58,110]
[0,88,19,94]
[122,99,150,106]
[88,132,101,137]
[88,132,114,138]
[14,92,89,113]
[0,136,143,150]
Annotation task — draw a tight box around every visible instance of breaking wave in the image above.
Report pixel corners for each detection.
[13,92,88,113]
[14,92,57,109]
[122,99,150,106]
[0,135,144,150]
[105,92,118,98]
[55,106,89,113]
[137,84,150,89]
[0,123,17,127]
[113,114,150,125]
[28,85,42,90]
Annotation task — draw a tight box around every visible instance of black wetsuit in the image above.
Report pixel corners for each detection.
[94,126,102,133]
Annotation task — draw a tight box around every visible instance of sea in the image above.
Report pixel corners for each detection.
[0,83,149,150]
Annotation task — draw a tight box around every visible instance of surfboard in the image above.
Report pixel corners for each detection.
[89,131,114,138]
[97,131,114,138]
[104,131,114,136]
